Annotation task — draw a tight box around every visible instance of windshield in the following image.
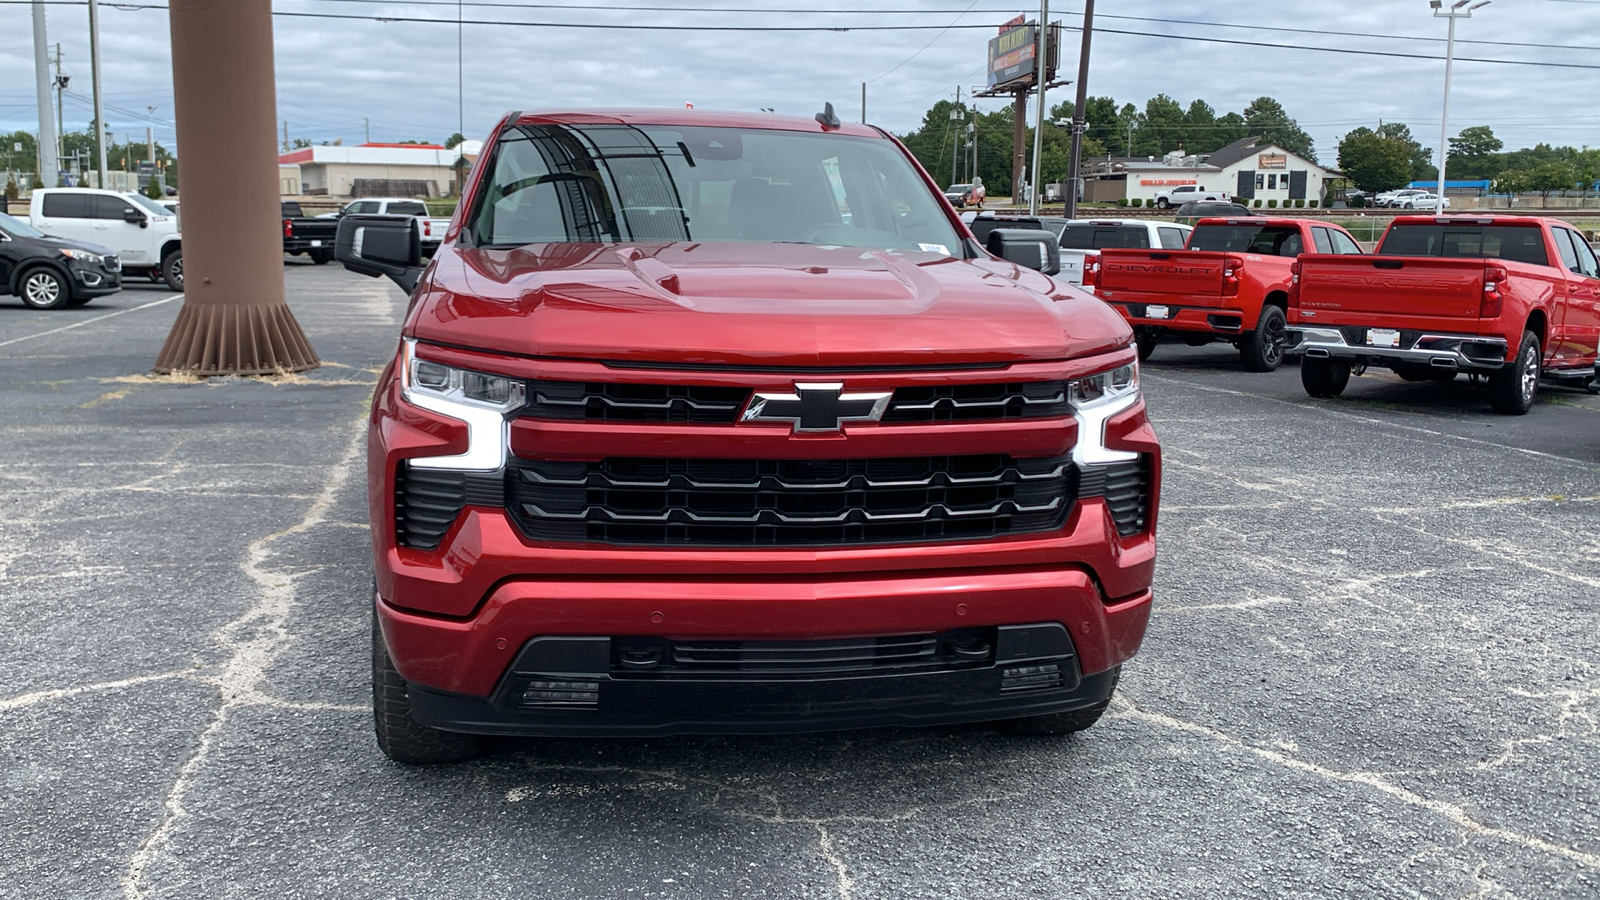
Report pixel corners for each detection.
[1378,224,1550,266]
[1059,224,1150,250]
[1189,223,1303,256]
[0,211,45,238]
[470,122,962,254]
[127,194,172,216]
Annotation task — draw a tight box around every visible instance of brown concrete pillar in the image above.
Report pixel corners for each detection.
[154,0,317,375]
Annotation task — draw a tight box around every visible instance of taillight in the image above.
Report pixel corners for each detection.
[1084,256,1101,288]
[423,219,432,238]
[1222,256,1243,297]
[1481,263,1507,318]
[1288,260,1301,308]
[283,219,293,238]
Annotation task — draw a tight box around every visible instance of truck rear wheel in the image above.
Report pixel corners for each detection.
[309,248,333,265]
[1301,357,1350,398]
[1488,330,1540,415]
[373,606,481,764]
[1239,305,1288,372]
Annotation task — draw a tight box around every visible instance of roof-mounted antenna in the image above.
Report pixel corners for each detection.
[815,102,841,131]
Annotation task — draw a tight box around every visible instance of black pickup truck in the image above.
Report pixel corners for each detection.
[282,201,339,264]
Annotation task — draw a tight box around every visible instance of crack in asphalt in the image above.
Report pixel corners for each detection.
[119,415,366,900]
[1110,696,1600,871]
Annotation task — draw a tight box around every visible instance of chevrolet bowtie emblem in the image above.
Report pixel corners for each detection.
[741,382,893,433]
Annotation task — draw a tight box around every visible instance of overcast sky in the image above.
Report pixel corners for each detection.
[2,0,1597,165]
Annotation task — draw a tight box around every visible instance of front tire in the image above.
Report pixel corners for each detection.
[1489,330,1540,415]
[373,606,481,764]
[1240,305,1288,372]
[1301,357,1351,398]
[19,267,70,309]
[1135,328,1160,362]
[161,250,184,291]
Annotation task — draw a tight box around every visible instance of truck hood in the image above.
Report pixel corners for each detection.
[409,242,1131,368]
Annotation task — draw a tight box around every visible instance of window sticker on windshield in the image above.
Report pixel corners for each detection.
[918,243,950,255]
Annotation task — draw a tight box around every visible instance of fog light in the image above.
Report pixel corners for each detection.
[521,680,600,708]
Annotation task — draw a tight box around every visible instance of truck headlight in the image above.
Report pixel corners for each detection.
[60,248,105,264]
[1067,361,1140,466]
[400,339,524,470]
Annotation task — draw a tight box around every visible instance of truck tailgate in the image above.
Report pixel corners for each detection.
[1097,250,1226,302]
[1297,256,1485,320]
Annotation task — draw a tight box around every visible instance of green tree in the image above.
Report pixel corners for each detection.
[445,132,466,149]
[1527,161,1579,206]
[1181,99,1217,152]
[290,138,312,149]
[1449,125,1502,159]
[145,175,164,200]
[4,174,18,200]
[1136,94,1186,157]
[1375,122,1434,181]
[1243,96,1317,162]
[1337,127,1413,193]
[1490,169,1528,202]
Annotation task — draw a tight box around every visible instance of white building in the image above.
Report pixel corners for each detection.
[277,143,470,197]
[1084,137,1341,207]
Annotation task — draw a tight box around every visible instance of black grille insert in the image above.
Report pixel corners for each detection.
[1079,457,1152,537]
[508,454,1074,546]
[518,379,1070,425]
[393,465,505,550]
[526,381,750,423]
[611,628,996,681]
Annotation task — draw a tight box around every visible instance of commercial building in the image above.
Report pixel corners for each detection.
[1082,136,1341,206]
[276,142,475,197]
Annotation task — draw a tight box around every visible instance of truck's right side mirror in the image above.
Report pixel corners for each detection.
[336,213,424,294]
[986,228,1061,276]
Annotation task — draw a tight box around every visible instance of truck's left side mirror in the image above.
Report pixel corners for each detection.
[986,228,1061,276]
[336,213,424,294]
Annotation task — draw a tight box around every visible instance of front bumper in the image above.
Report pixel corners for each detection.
[1289,325,1508,371]
[68,260,121,297]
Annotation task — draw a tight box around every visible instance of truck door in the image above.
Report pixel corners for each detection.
[1554,228,1600,365]
[34,193,95,244]
[90,194,155,265]
[1235,170,1255,201]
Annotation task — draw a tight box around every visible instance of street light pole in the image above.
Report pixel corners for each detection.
[1432,0,1489,215]
[1027,0,1049,214]
[88,0,107,186]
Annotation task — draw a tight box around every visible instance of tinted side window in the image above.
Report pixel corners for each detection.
[1157,227,1187,249]
[1311,227,1334,254]
[1331,231,1363,254]
[92,196,133,220]
[41,193,91,218]
[1567,230,1599,278]
[389,201,428,217]
[1554,228,1581,274]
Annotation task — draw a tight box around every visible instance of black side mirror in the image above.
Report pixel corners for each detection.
[336,214,424,294]
[986,228,1061,276]
[124,208,148,227]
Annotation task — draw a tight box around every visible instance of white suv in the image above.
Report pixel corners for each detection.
[29,188,183,290]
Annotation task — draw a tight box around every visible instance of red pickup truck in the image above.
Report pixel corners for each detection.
[336,108,1162,763]
[1288,215,1600,414]
[1087,217,1365,371]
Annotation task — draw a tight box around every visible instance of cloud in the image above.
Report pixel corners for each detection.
[1,0,1595,161]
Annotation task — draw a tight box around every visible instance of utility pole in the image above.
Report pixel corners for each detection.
[950,86,962,189]
[861,82,866,124]
[1432,0,1489,214]
[32,1,59,186]
[970,109,978,183]
[364,116,370,144]
[1064,0,1094,220]
[282,120,289,152]
[1027,0,1049,214]
[88,0,107,187]
[53,44,66,167]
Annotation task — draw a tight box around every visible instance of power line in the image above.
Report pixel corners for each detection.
[864,0,981,84]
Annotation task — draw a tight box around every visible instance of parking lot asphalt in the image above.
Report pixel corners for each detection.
[2,264,1597,899]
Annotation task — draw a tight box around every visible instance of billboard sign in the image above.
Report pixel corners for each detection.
[986,20,1062,91]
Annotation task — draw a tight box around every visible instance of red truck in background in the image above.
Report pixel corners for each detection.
[336,108,1162,763]
[1087,217,1365,372]
[1288,215,1600,414]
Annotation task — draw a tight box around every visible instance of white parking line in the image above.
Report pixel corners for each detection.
[0,293,182,349]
